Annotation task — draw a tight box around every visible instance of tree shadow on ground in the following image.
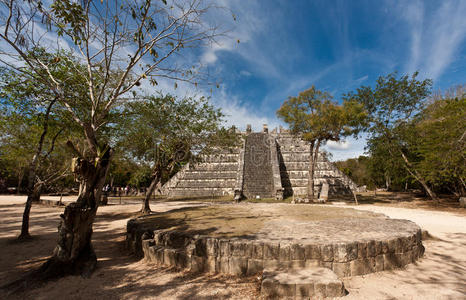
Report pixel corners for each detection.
[0,202,259,299]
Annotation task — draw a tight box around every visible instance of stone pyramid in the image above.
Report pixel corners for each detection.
[159,125,358,200]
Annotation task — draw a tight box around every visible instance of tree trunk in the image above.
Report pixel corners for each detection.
[400,151,438,202]
[18,184,42,240]
[18,99,56,239]
[307,141,320,202]
[37,144,111,280]
[16,167,25,195]
[141,171,161,215]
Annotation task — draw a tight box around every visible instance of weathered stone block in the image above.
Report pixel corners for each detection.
[375,240,383,256]
[194,238,207,256]
[290,260,305,269]
[230,240,246,257]
[290,244,305,260]
[304,259,320,268]
[305,244,321,260]
[396,251,413,266]
[383,253,400,270]
[367,240,376,257]
[326,280,344,297]
[155,247,164,264]
[279,244,291,261]
[219,240,230,256]
[263,259,280,270]
[175,251,188,268]
[205,238,218,256]
[321,244,334,262]
[333,262,350,277]
[295,283,311,298]
[217,257,229,273]
[147,246,157,263]
[163,248,176,266]
[205,256,217,273]
[190,255,206,273]
[229,257,248,275]
[358,241,367,258]
[335,243,354,262]
[314,282,327,298]
[247,259,263,275]
[350,259,366,276]
[264,243,280,260]
[261,278,278,297]
[387,238,401,253]
[375,254,384,272]
[252,242,264,259]
[320,261,333,269]
[400,236,411,252]
[277,283,295,297]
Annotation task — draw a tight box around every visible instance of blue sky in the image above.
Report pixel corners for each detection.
[194,0,466,160]
[1,0,465,161]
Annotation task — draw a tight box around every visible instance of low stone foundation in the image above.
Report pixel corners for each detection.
[127,218,424,278]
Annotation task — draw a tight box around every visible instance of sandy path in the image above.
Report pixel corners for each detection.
[333,204,466,299]
[0,196,259,299]
[0,196,465,299]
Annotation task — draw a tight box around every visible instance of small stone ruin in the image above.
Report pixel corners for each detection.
[159,124,358,201]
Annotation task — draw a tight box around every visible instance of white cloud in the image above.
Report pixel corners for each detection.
[326,140,350,150]
[398,0,466,79]
[239,70,252,77]
[323,136,367,162]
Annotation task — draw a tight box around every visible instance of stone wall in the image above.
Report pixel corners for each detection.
[275,132,358,197]
[126,219,424,278]
[162,147,242,197]
[159,126,358,199]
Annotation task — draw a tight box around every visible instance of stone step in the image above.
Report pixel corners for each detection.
[261,267,345,299]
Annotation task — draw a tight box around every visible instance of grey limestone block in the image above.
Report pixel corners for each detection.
[205,238,218,256]
[190,255,206,273]
[290,244,305,260]
[218,239,230,257]
[375,254,384,272]
[247,259,264,275]
[264,243,280,260]
[279,244,291,261]
[367,240,377,257]
[333,262,351,277]
[217,257,230,273]
[252,242,264,259]
[163,248,177,266]
[305,244,322,260]
[229,256,248,275]
[357,241,367,258]
[295,283,312,298]
[205,256,217,273]
[277,283,296,297]
[321,244,334,262]
[261,278,278,297]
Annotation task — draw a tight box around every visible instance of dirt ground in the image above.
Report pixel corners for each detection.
[0,195,465,299]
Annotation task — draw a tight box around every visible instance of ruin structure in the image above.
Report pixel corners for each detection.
[160,124,358,200]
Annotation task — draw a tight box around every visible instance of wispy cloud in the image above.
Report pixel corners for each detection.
[398,0,466,79]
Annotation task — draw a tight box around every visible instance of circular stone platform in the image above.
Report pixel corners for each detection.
[126,203,424,280]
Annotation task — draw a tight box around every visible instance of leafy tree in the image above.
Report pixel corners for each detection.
[344,72,438,201]
[277,86,366,201]
[0,0,224,281]
[414,88,466,196]
[0,50,87,239]
[118,94,237,214]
